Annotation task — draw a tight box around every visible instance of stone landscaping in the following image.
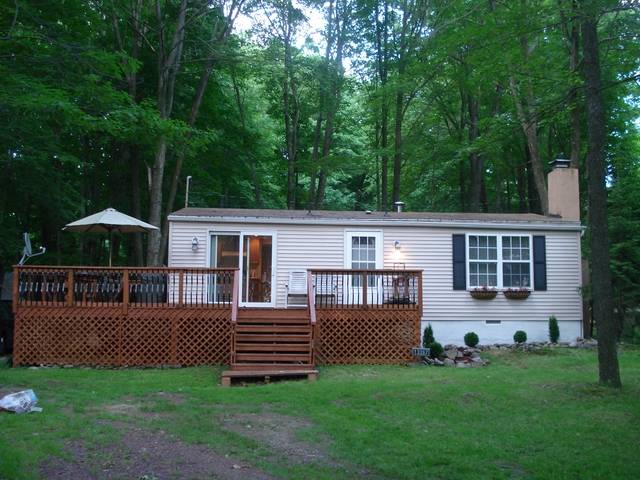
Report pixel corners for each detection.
[422,338,599,367]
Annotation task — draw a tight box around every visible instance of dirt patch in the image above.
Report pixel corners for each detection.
[220,411,338,467]
[100,393,187,420]
[40,423,275,480]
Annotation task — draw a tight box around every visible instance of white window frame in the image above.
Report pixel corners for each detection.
[344,230,383,304]
[465,233,533,290]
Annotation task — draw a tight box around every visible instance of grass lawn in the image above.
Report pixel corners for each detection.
[0,348,639,479]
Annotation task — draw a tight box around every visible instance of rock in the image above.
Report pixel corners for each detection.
[432,358,444,366]
[471,356,484,363]
[445,349,457,360]
[422,357,434,365]
[568,341,578,348]
[444,344,457,350]
[456,362,469,368]
[443,358,455,367]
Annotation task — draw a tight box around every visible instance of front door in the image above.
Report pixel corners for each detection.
[240,232,276,307]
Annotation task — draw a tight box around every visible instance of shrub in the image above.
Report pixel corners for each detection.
[429,341,444,359]
[422,324,435,348]
[549,316,560,343]
[464,332,479,348]
[513,330,527,344]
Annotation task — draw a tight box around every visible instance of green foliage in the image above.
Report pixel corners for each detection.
[0,0,637,288]
[422,324,435,348]
[514,330,528,344]
[429,341,444,359]
[464,332,479,348]
[549,316,560,343]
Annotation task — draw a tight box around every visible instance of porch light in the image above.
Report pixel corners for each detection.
[191,236,199,252]
[391,241,403,262]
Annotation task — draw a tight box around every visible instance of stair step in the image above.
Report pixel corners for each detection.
[238,308,309,319]
[234,334,311,342]
[229,364,316,372]
[235,343,311,352]
[237,317,310,324]
[235,325,312,333]
[235,353,311,362]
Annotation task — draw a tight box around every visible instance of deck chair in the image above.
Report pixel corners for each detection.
[286,270,308,308]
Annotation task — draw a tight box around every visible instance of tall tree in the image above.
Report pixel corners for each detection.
[581,1,621,387]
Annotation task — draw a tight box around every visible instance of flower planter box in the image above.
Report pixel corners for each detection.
[470,289,497,300]
[503,289,531,300]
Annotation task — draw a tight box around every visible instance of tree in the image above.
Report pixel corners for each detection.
[581,1,621,387]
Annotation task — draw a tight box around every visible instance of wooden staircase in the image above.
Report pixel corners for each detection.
[221,308,317,386]
[221,273,318,386]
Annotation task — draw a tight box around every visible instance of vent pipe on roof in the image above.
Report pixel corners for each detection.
[394,201,405,213]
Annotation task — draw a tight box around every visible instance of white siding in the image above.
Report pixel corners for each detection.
[168,220,583,344]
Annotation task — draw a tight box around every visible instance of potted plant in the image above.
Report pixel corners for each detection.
[503,287,531,300]
[470,286,498,300]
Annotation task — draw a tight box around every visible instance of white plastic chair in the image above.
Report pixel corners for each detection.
[286,270,308,308]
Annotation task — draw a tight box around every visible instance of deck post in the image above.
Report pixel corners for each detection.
[66,269,74,307]
[122,269,129,314]
[178,270,184,307]
[12,266,19,314]
[362,272,368,308]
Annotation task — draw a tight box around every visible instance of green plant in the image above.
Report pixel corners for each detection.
[514,330,528,343]
[549,316,560,343]
[464,332,479,348]
[422,324,435,348]
[429,341,443,358]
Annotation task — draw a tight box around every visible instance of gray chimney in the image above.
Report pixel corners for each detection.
[394,201,405,213]
[548,158,580,220]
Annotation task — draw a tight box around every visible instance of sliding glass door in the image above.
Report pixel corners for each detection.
[210,231,276,307]
[240,232,275,307]
[209,233,240,304]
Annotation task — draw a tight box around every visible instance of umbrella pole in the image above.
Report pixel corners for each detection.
[108,229,113,267]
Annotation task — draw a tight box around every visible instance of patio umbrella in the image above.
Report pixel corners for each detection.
[63,208,158,266]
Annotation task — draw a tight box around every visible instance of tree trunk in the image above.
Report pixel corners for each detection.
[392,90,403,204]
[376,0,389,211]
[468,95,484,211]
[582,9,621,387]
[509,76,549,214]
[146,0,188,266]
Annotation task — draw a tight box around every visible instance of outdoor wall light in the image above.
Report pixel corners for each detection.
[394,240,401,251]
[191,237,199,252]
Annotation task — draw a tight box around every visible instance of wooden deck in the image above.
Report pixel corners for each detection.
[11,266,422,371]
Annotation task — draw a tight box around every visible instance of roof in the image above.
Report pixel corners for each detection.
[168,208,582,230]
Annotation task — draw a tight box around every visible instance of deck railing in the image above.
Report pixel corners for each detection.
[309,269,422,309]
[13,266,238,310]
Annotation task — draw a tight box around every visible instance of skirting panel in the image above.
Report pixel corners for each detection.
[315,309,421,364]
[13,306,231,367]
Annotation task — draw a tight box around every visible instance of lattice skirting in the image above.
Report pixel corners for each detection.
[13,307,231,367]
[315,309,421,364]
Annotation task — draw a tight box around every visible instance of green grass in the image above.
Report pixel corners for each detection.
[0,348,639,479]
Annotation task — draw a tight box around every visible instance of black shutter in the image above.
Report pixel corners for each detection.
[452,234,466,290]
[533,235,547,291]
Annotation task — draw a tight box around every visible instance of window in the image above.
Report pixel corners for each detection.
[345,231,382,289]
[502,236,531,288]
[466,234,532,289]
[351,235,377,287]
[468,235,498,287]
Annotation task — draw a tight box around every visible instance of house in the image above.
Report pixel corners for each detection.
[10,161,582,378]
[167,160,583,346]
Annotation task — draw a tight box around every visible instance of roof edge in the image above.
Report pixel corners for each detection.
[167,213,583,231]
